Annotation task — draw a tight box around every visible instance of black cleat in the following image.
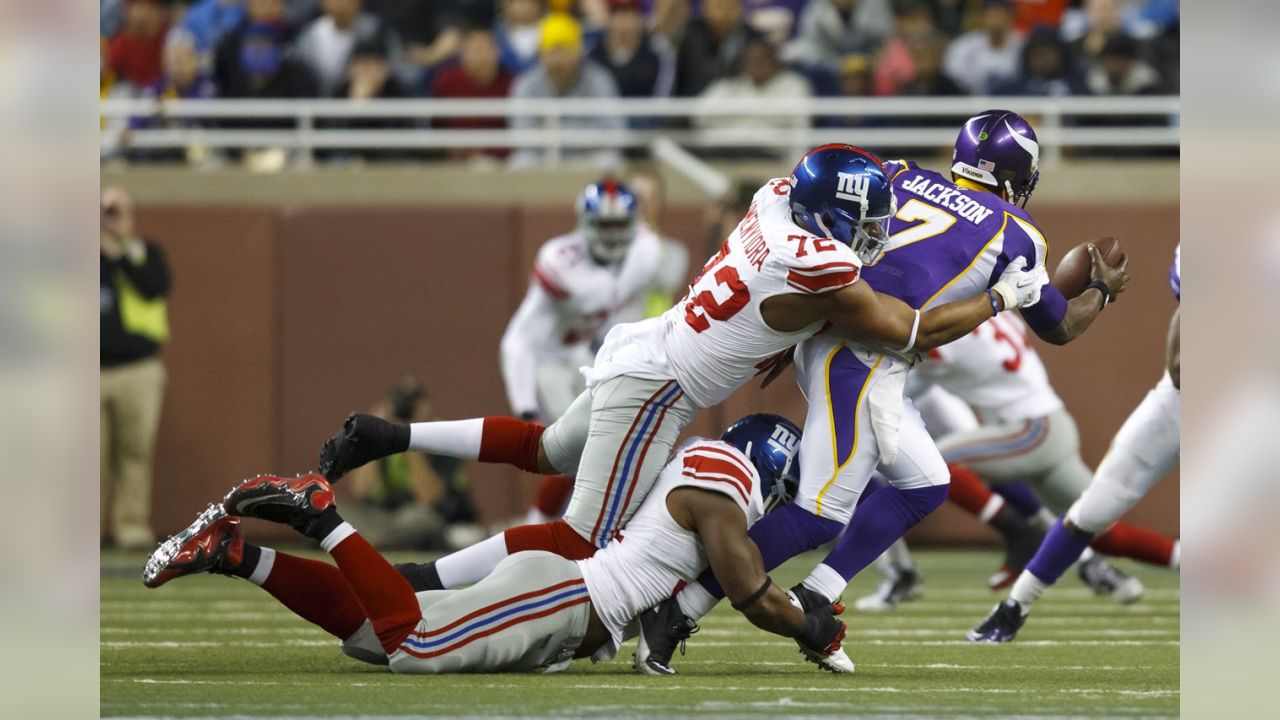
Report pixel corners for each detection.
[787,583,844,614]
[318,413,408,482]
[967,599,1027,642]
[1078,555,1145,604]
[855,568,924,611]
[223,473,336,537]
[633,597,699,675]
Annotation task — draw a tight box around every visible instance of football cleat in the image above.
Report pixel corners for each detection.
[1077,556,1145,604]
[633,597,699,676]
[988,564,1019,590]
[223,473,335,535]
[797,623,856,674]
[142,504,243,588]
[855,568,924,612]
[966,599,1027,642]
[787,583,845,614]
[318,413,406,482]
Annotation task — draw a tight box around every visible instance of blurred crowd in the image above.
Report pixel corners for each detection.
[100,0,1179,162]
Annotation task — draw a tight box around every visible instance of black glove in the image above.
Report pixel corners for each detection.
[794,605,847,656]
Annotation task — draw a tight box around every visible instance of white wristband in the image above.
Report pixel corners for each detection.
[900,310,921,353]
[990,280,1017,310]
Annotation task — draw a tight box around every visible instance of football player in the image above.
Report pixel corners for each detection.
[317,143,1047,593]
[968,245,1180,642]
[642,111,1133,672]
[500,180,676,525]
[142,415,854,674]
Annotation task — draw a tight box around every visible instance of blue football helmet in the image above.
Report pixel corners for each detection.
[790,144,896,265]
[720,413,802,514]
[576,179,638,265]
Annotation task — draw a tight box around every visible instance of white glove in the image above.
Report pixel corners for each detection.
[990,256,1048,310]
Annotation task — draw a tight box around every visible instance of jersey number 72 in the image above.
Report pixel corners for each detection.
[683,257,750,333]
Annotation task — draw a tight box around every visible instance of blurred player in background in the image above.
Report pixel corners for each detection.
[143,414,852,674]
[500,179,678,525]
[644,111,1131,672]
[320,143,1039,595]
[855,312,1180,611]
[968,245,1180,642]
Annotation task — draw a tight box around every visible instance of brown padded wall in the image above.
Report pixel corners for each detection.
[139,201,1178,542]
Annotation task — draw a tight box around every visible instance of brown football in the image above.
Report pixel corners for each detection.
[1051,237,1125,298]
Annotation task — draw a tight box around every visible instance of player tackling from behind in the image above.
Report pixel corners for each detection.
[968,245,1180,642]
[317,144,1049,593]
[143,415,854,674]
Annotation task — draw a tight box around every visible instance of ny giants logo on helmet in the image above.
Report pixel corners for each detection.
[835,171,871,216]
[768,425,799,454]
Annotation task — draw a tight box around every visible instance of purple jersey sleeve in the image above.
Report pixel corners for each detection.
[1020,282,1068,333]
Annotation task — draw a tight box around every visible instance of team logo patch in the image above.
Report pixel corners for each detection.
[979,131,990,140]
[835,171,870,209]
[768,425,799,455]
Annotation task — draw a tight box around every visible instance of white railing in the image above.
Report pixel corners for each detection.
[100,96,1179,166]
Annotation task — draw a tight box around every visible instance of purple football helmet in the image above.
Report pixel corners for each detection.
[952,110,1041,207]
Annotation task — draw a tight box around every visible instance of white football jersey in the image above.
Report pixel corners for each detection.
[907,313,1063,424]
[500,225,663,414]
[583,179,863,408]
[578,438,764,657]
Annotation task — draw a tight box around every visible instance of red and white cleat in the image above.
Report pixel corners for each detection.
[222,473,335,535]
[142,505,244,588]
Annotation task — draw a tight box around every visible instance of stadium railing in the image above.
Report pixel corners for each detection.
[99,96,1179,166]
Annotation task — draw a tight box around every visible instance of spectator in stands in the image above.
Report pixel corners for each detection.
[587,0,675,98]
[900,29,962,96]
[101,185,171,551]
[107,0,170,89]
[431,28,515,160]
[839,53,874,99]
[674,0,760,97]
[742,0,810,46]
[365,0,468,78]
[871,0,936,97]
[219,21,318,99]
[1085,32,1160,96]
[509,13,623,168]
[179,0,247,59]
[994,25,1084,96]
[1063,0,1125,64]
[155,31,218,99]
[337,376,481,551]
[294,0,404,97]
[213,0,295,94]
[943,0,1024,95]
[496,0,547,75]
[785,0,894,72]
[696,36,811,144]
[1011,0,1069,33]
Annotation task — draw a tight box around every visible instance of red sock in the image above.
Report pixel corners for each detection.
[259,551,367,641]
[478,417,545,473]
[947,464,1005,523]
[504,519,598,561]
[328,533,421,653]
[1091,522,1176,567]
[534,475,575,517]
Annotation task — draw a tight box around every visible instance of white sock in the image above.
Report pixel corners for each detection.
[978,496,1005,524]
[1009,570,1049,612]
[1080,547,1096,562]
[320,522,357,553]
[247,547,276,586]
[1169,541,1180,571]
[524,507,553,525]
[676,582,720,620]
[435,532,510,588]
[409,419,484,458]
[801,563,847,603]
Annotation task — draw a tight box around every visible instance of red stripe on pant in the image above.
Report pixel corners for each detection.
[590,381,674,543]
[398,596,591,660]
[611,389,683,538]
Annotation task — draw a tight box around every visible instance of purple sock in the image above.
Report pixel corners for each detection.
[697,503,843,599]
[820,484,948,582]
[992,482,1043,517]
[1025,520,1095,584]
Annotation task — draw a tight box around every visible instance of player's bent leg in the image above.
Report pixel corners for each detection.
[390,551,593,674]
[561,375,696,548]
[398,518,598,592]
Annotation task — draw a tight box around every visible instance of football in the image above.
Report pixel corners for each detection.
[1051,236,1126,298]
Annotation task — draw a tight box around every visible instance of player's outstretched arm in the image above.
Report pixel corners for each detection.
[1034,245,1130,345]
[499,284,560,418]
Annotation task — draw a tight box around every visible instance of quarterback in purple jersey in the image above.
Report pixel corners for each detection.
[969,244,1179,642]
[638,110,1133,673]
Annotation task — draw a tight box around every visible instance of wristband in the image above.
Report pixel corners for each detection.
[899,310,921,353]
[985,289,1002,316]
[1085,280,1112,307]
[731,576,774,611]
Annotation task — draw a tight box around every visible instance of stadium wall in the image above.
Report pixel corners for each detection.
[133,200,1179,544]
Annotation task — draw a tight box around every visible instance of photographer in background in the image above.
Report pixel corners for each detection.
[338,376,483,551]
[100,185,170,551]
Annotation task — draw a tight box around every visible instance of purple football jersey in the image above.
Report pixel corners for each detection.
[861,160,1067,333]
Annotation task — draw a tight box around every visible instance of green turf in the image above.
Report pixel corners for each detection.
[101,548,1178,719]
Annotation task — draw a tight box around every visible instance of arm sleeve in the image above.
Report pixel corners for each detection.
[1019,282,1068,333]
[783,239,862,295]
[500,282,560,416]
[676,442,757,514]
[118,241,170,299]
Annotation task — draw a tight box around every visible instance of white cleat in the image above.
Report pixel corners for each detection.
[854,568,923,612]
[800,644,856,674]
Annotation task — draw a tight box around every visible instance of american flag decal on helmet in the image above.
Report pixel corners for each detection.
[978,159,996,171]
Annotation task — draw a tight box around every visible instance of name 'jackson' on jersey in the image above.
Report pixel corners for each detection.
[583,178,865,408]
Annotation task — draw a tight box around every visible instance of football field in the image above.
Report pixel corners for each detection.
[102,548,1179,719]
